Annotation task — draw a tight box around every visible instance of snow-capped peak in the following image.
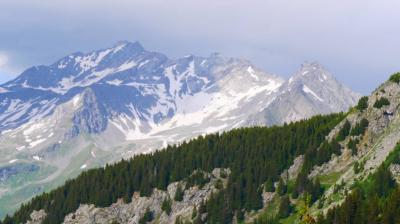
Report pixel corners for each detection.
[0,43,361,213]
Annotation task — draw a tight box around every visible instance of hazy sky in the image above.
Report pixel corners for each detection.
[0,0,399,94]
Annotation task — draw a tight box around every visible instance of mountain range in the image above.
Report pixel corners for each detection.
[0,41,360,216]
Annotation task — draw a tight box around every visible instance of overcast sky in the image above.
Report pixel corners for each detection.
[0,0,399,94]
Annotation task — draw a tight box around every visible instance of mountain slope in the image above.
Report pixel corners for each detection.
[0,41,359,217]
[3,73,398,224]
[0,114,343,224]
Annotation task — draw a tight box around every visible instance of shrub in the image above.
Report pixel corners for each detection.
[278,195,292,218]
[174,184,184,201]
[337,120,351,141]
[161,198,172,215]
[277,178,287,196]
[348,138,360,156]
[350,118,369,136]
[356,96,368,111]
[373,97,390,109]
[389,72,400,83]
[139,208,154,224]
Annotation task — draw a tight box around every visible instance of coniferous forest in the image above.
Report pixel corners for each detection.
[0,113,344,224]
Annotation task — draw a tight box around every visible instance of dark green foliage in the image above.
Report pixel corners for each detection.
[371,166,396,197]
[264,178,275,192]
[186,171,211,188]
[174,184,184,202]
[373,97,390,109]
[348,138,360,156]
[161,198,172,215]
[356,96,369,112]
[293,172,323,203]
[236,210,245,223]
[220,170,228,179]
[389,72,400,84]
[1,114,343,224]
[383,143,400,167]
[191,206,197,219]
[206,191,233,224]
[353,161,363,174]
[350,119,369,136]
[214,179,223,190]
[278,195,292,218]
[254,216,280,224]
[337,120,351,141]
[193,210,203,224]
[314,140,342,167]
[277,178,287,196]
[139,208,153,224]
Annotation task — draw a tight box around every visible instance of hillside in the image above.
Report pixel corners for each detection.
[0,42,360,217]
[1,72,400,224]
[0,113,343,223]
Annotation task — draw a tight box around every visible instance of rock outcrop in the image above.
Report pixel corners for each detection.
[61,168,229,224]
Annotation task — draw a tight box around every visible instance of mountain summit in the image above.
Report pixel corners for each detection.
[0,41,359,216]
[255,61,360,124]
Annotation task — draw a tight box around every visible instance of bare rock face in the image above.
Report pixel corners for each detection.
[281,155,304,182]
[390,164,400,183]
[26,210,46,224]
[62,168,229,224]
[72,88,107,135]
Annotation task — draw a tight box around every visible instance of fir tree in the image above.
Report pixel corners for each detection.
[278,195,292,218]
[174,184,184,202]
[161,198,172,215]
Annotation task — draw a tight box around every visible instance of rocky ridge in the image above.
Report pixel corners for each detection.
[59,168,230,224]
[305,76,400,215]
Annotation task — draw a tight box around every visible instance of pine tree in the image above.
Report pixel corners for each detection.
[174,184,184,202]
[337,120,351,141]
[373,97,390,109]
[161,198,172,215]
[278,195,292,218]
[139,208,154,224]
[265,178,275,192]
[356,96,369,111]
[277,178,287,196]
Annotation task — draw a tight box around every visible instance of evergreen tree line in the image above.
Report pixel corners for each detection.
[0,113,343,224]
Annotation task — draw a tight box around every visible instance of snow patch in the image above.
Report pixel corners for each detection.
[29,138,46,148]
[16,146,26,151]
[302,85,324,102]
[72,95,81,107]
[106,79,123,86]
[116,61,137,72]
[247,66,259,81]
[9,159,18,164]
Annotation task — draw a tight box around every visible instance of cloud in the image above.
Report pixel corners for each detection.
[0,0,399,93]
[0,52,8,68]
